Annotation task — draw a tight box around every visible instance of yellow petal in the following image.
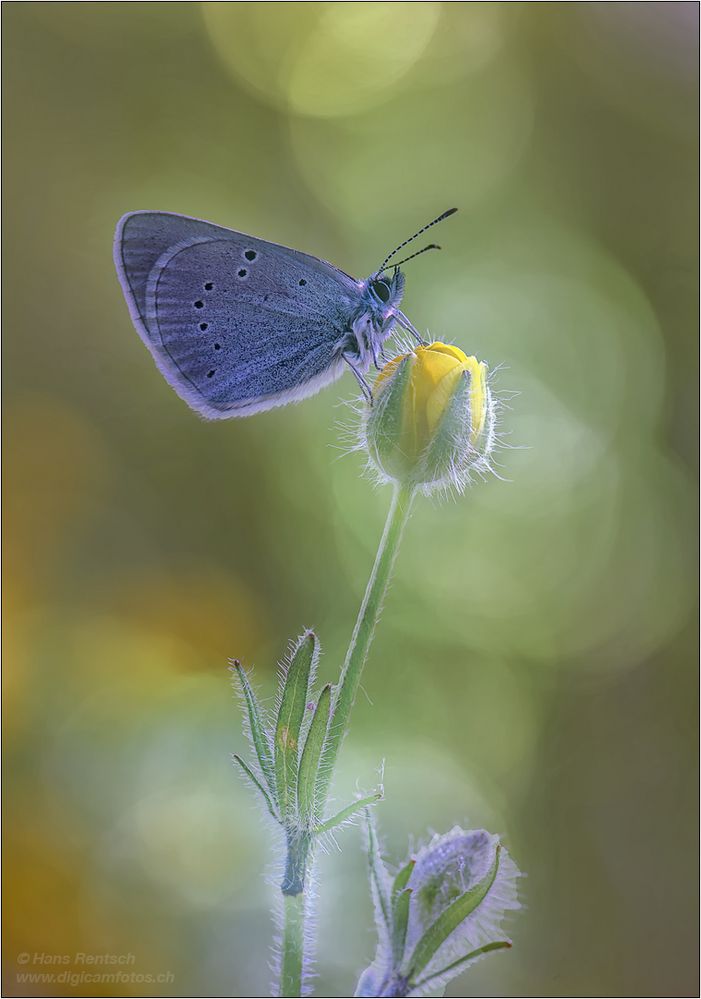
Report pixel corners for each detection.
[462,356,488,441]
[425,364,467,435]
[426,341,470,364]
[375,352,410,391]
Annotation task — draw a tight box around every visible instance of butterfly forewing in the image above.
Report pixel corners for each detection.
[115,212,364,418]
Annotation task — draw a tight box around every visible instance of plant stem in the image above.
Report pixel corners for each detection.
[320,482,415,803]
[278,481,415,996]
[281,829,312,896]
[280,893,305,998]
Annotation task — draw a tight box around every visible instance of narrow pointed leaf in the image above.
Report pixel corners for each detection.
[392,858,415,902]
[407,843,502,977]
[275,630,317,820]
[316,792,383,835]
[232,754,278,822]
[297,683,332,827]
[391,888,412,964]
[412,940,512,991]
[231,660,275,796]
[364,808,393,949]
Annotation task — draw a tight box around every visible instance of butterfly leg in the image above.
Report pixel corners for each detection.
[370,338,384,370]
[342,352,373,405]
[395,310,426,345]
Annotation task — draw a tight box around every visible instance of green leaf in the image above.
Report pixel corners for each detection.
[392,887,412,964]
[231,660,276,797]
[392,858,415,901]
[406,843,502,978]
[232,754,279,822]
[412,940,512,991]
[297,683,332,828]
[274,630,317,821]
[316,792,383,835]
[364,808,393,947]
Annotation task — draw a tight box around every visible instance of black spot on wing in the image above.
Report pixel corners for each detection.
[150,235,358,411]
[116,212,230,335]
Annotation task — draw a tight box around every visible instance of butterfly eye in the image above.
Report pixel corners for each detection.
[371,279,391,304]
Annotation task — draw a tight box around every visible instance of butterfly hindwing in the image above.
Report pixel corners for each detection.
[147,236,356,417]
[115,212,226,338]
[115,212,363,418]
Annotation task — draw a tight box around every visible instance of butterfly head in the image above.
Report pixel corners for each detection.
[368,268,406,312]
[363,208,458,341]
[358,268,407,349]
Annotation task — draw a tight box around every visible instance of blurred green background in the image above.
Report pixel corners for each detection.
[3,3,698,997]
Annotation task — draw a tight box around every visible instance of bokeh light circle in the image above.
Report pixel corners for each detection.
[202,2,442,118]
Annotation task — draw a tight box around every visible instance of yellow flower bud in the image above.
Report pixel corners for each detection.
[365,342,495,493]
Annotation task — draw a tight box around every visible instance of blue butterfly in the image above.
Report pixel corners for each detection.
[113,208,456,418]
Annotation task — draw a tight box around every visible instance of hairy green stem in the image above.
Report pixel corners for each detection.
[280,893,305,998]
[278,482,415,996]
[281,829,312,896]
[321,482,415,797]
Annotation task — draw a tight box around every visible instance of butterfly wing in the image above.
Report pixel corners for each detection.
[114,211,363,418]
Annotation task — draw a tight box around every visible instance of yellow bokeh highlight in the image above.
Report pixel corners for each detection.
[202,2,441,117]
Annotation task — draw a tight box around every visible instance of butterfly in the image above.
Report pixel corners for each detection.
[113,208,456,418]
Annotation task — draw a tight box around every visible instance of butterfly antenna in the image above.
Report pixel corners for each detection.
[391,243,441,268]
[377,207,457,274]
